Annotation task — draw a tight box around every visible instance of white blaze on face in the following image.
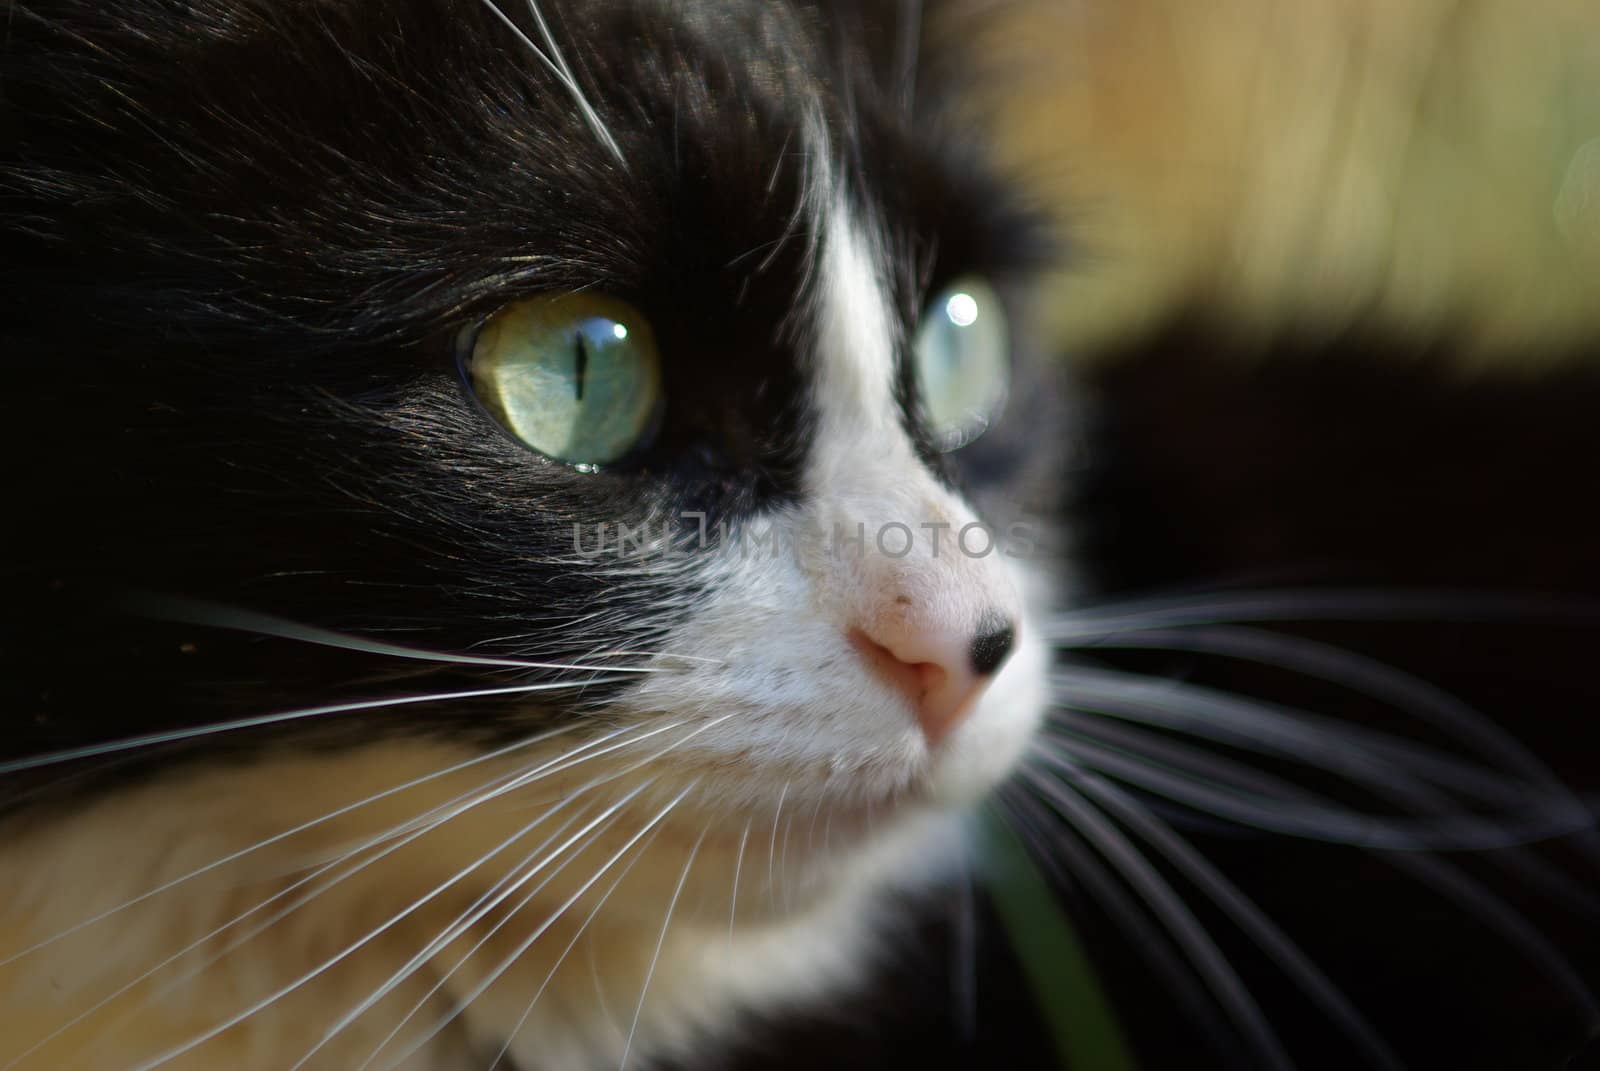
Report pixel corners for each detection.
[620,184,1046,816]
[801,199,1023,646]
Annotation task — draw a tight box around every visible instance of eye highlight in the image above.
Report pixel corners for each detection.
[912,276,1009,451]
[463,293,663,468]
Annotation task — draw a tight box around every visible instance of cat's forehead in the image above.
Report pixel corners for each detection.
[2,0,1028,336]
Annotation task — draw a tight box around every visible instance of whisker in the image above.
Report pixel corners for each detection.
[473,0,625,166]
[79,719,689,1065]
[1070,771,1405,1070]
[1053,666,1592,838]
[1067,623,1596,842]
[372,782,700,1071]
[1021,768,1295,1071]
[0,754,572,1071]
[120,592,671,674]
[1044,713,1600,915]
[289,794,631,1071]
[729,817,751,948]
[0,722,595,968]
[767,781,788,906]
[619,825,707,1071]
[487,824,667,1070]
[991,789,1239,1062]
[0,676,635,776]
[1034,730,1583,851]
[1048,588,1600,638]
[125,778,662,1071]
[304,715,736,1065]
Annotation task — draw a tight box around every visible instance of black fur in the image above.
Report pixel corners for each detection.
[0,0,1042,795]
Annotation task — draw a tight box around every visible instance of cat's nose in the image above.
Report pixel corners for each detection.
[849,617,1018,747]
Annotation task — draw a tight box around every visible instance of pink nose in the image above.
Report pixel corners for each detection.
[849,617,1017,746]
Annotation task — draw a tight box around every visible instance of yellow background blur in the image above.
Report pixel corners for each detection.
[972,0,1600,369]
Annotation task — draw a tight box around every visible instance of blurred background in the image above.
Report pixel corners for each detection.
[977,0,1600,368]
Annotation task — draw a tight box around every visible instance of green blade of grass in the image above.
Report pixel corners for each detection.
[977,805,1139,1071]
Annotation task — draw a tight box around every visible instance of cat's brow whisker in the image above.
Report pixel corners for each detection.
[894,0,925,114]
[619,824,707,1071]
[1070,771,1405,1069]
[372,782,701,1071]
[521,0,627,167]
[473,0,625,167]
[0,676,636,776]
[125,778,663,1071]
[120,592,669,674]
[1019,768,1296,1071]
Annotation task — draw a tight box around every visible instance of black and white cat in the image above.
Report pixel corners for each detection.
[0,1,1059,1068]
[5,2,1599,1070]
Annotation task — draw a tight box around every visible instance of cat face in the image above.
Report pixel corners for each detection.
[0,2,1057,1061]
[4,0,1053,835]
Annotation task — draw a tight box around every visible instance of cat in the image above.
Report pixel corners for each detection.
[4,2,1599,1070]
[0,1,1062,1068]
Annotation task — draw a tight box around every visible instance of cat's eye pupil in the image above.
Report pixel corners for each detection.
[463,294,663,467]
[573,333,589,399]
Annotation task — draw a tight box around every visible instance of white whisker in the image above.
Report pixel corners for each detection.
[729,817,751,948]
[290,794,630,1071]
[619,824,706,1071]
[0,676,633,776]
[0,755,571,1071]
[767,781,788,905]
[126,778,661,1071]
[1022,768,1295,1071]
[120,593,668,674]
[1068,623,1594,833]
[488,825,667,1070]
[1072,771,1404,1070]
[992,790,1232,1055]
[473,0,625,167]
[1048,588,1600,638]
[309,716,734,1066]
[374,782,700,1071]
[0,723,589,968]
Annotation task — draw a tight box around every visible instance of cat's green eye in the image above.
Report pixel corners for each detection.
[913,275,1010,451]
[464,293,663,468]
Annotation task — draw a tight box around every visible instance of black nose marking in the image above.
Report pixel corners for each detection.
[969,621,1016,676]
